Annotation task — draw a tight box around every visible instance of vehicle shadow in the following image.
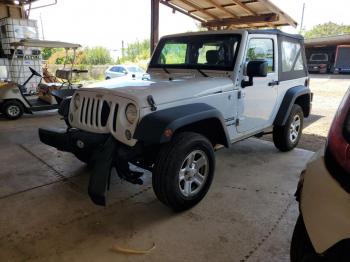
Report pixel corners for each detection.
[303,113,324,128]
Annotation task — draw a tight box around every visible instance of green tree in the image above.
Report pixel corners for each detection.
[81,46,112,65]
[42,48,64,60]
[120,39,150,63]
[304,22,350,39]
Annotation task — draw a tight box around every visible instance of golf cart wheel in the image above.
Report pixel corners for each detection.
[2,100,24,120]
[152,132,215,212]
[273,104,304,152]
[105,76,111,80]
[291,215,350,262]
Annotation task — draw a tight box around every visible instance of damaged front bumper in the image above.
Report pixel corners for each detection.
[39,127,144,206]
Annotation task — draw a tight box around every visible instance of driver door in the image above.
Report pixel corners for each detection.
[237,35,279,133]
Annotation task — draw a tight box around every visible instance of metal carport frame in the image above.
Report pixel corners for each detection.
[150,0,297,53]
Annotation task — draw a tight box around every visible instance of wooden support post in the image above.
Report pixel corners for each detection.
[151,0,159,55]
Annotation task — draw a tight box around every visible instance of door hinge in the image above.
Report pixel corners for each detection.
[235,118,240,126]
[237,91,242,99]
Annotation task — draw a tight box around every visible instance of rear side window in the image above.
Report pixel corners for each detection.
[278,38,307,81]
[111,66,119,72]
[281,41,305,72]
[246,38,274,72]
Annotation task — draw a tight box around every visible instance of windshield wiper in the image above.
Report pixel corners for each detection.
[197,68,209,77]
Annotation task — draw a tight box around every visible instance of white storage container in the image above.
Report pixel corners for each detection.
[0,18,39,56]
[8,57,42,93]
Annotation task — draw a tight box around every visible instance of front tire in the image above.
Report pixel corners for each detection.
[273,104,304,152]
[291,215,350,262]
[3,100,24,120]
[152,132,215,211]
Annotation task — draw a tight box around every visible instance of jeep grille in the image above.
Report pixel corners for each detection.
[76,95,118,131]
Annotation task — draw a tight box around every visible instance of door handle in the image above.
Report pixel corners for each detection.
[268,80,279,86]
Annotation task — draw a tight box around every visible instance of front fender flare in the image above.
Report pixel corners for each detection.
[133,103,230,147]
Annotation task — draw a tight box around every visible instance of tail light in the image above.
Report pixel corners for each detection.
[325,88,350,191]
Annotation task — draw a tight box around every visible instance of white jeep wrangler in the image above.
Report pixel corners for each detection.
[39,29,312,211]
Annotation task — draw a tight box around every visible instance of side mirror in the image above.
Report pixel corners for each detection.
[241,60,268,88]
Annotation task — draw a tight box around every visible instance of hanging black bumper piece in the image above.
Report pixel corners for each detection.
[38,128,144,206]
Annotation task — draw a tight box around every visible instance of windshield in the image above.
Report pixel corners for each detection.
[127,66,144,73]
[310,53,328,62]
[149,34,241,71]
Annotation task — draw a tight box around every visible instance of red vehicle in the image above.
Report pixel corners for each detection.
[334,45,350,73]
[291,87,350,261]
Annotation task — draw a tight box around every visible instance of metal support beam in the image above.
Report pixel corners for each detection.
[230,0,256,15]
[180,0,219,20]
[160,0,206,23]
[204,0,237,18]
[151,0,159,55]
[202,13,278,27]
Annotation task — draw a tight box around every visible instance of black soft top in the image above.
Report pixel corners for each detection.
[248,29,304,41]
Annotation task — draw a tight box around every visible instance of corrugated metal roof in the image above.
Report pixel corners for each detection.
[161,0,297,29]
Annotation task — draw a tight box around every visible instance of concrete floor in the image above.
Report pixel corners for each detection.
[0,112,314,262]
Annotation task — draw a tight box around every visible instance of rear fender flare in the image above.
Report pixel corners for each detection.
[274,85,311,126]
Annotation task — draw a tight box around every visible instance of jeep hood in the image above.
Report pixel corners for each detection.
[84,75,234,108]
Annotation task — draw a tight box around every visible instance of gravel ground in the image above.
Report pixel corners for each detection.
[264,74,350,152]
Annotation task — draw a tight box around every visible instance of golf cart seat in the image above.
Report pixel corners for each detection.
[56,69,89,81]
[55,69,88,89]
[56,69,73,81]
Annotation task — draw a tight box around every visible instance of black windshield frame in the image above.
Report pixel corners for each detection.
[149,34,241,71]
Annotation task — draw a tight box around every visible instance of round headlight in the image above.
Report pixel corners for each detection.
[125,103,138,124]
[73,93,80,110]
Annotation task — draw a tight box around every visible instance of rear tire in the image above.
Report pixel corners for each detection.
[152,132,215,211]
[2,100,24,120]
[291,215,350,262]
[273,104,304,152]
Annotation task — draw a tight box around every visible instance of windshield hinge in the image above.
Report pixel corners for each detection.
[235,118,240,126]
[147,95,157,111]
[237,91,242,99]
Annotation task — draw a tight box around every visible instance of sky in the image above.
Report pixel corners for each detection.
[28,0,350,52]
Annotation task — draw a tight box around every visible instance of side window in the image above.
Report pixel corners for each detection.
[111,67,118,72]
[281,41,305,72]
[120,67,127,74]
[158,43,187,65]
[247,38,274,72]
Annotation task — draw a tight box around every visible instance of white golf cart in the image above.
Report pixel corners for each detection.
[0,39,87,120]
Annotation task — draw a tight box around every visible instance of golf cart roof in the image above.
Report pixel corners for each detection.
[10,39,81,49]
